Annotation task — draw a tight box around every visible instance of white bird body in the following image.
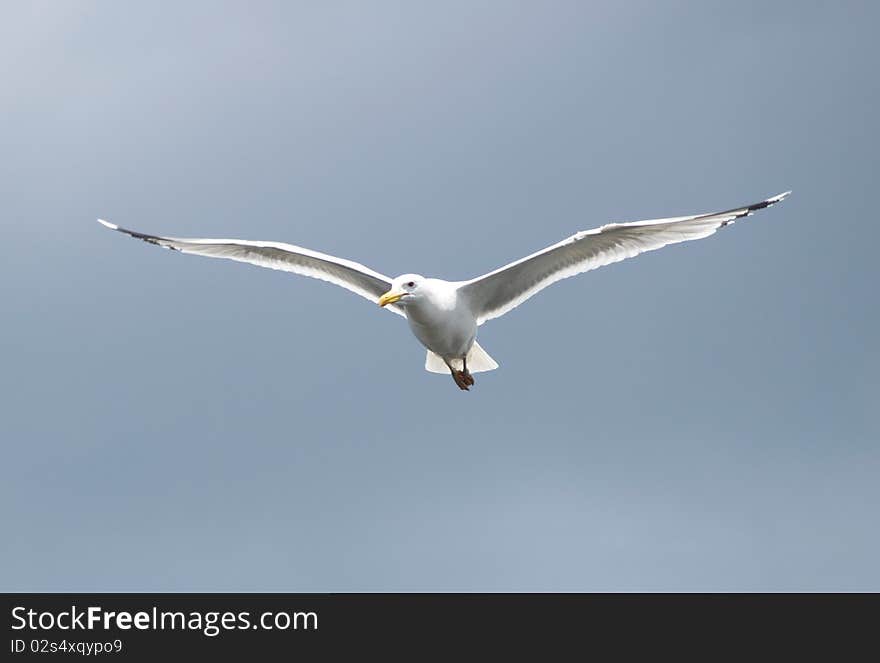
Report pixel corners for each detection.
[404,280,475,360]
[395,278,498,376]
[98,191,789,390]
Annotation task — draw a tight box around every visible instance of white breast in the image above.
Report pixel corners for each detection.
[404,280,477,360]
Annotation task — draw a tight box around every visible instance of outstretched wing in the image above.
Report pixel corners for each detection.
[458,192,790,325]
[97,219,404,316]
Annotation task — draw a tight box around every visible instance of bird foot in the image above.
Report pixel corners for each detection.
[452,369,475,390]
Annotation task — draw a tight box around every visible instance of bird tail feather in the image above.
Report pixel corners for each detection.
[425,341,499,374]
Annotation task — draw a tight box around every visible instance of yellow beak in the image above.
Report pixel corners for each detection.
[378,290,406,307]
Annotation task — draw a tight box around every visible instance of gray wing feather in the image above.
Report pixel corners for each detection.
[97,220,404,316]
[460,192,790,325]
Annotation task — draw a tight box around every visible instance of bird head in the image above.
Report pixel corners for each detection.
[378,274,425,308]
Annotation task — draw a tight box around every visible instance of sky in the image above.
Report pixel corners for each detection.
[1,0,877,591]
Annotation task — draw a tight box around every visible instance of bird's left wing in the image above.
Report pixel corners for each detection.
[97,220,405,316]
[459,192,790,325]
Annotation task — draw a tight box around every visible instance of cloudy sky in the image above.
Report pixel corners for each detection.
[2,1,877,590]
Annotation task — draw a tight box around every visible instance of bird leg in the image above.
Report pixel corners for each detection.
[461,357,475,386]
[451,370,470,390]
[446,358,474,391]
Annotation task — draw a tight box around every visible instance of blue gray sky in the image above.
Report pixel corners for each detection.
[2,1,877,590]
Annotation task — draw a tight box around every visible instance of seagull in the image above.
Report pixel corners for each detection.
[98,191,789,390]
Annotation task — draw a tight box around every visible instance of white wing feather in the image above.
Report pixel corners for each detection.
[97,219,404,316]
[460,192,790,325]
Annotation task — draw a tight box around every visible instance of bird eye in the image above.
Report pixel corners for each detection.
[407,281,415,288]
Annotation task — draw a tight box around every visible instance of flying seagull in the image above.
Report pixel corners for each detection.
[98,191,789,390]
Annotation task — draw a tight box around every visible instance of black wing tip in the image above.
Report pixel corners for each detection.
[716,190,791,227]
[96,218,179,250]
[748,190,791,212]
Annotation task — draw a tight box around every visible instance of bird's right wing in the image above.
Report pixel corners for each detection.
[459,192,790,325]
[97,220,405,316]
